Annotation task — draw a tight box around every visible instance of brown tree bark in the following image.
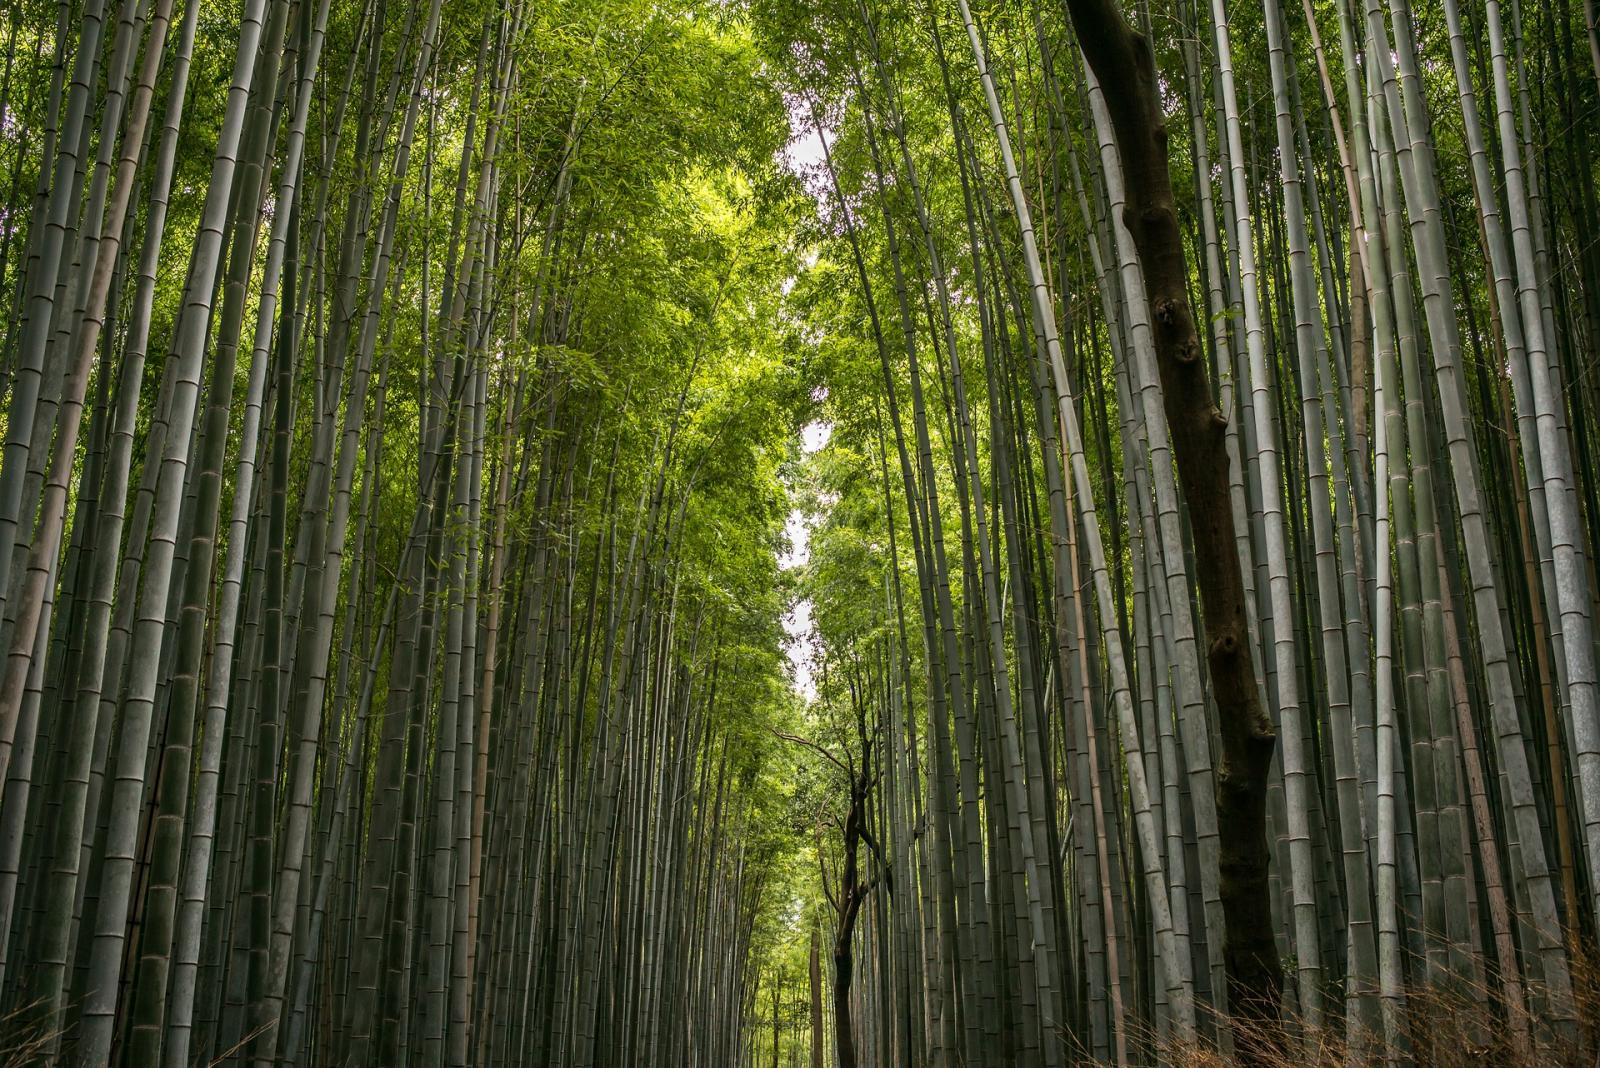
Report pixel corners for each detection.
[831,773,877,1068]
[1057,0,1285,1044]
[783,728,885,1068]
[833,933,856,1068]
[810,923,824,1068]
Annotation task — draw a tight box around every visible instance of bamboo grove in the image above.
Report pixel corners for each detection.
[0,0,1598,1063]
[0,0,812,1063]
[747,0,1600,1062]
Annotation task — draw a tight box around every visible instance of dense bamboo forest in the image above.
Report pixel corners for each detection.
[0,0,1598,1062]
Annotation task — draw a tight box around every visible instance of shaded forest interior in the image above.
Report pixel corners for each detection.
[1,0,1600,1063]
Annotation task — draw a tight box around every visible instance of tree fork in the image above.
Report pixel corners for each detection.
[1057,0,1284,1040]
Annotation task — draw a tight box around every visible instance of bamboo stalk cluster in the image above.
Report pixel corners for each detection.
[1,0,1599,1063]
[0,0,805,1064]
[751,0,1600,1062]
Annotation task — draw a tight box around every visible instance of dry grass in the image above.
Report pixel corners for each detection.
[0,996,64,1068]
[1150,950,1600,1068]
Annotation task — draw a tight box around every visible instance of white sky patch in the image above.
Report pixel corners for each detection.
[782,117,827,176]
[780,419,832,702]
[800,420,831,452]
[777,91,835,704]
[779,92,838,209]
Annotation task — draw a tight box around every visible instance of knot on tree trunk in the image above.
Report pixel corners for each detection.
[1140,204,1174,236]
[1153,296,1180,328]
[1248,722,1278,754]
[1130,29,1152,68]
[1214,760,1249,804]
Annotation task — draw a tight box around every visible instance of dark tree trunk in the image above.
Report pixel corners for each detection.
[810,924,824,1068]
[1058,0,1285,1047]
[833,937,855,1068]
